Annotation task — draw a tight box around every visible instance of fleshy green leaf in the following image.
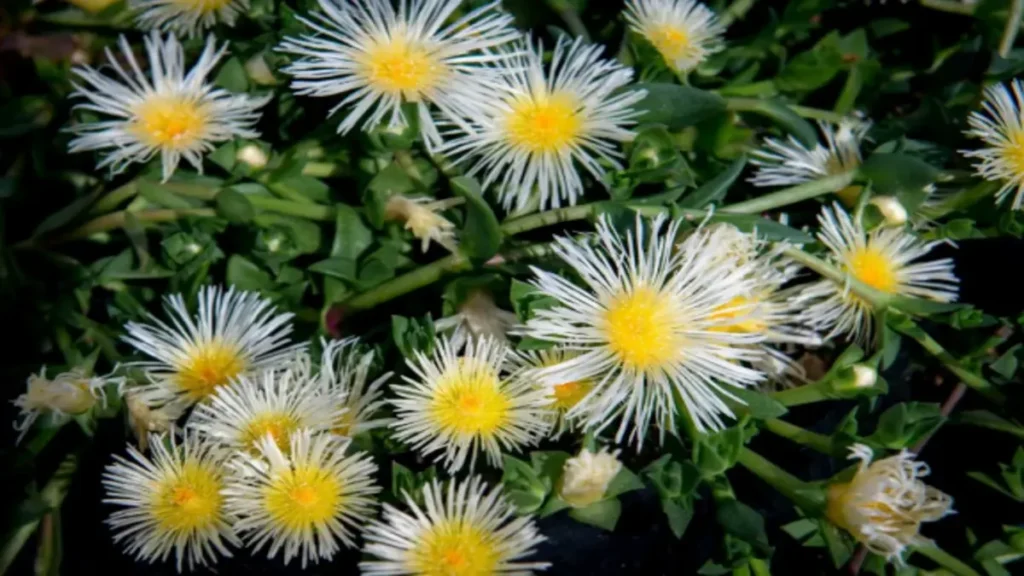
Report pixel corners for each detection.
[627,83,727,130]
[679,155,748,208]
[568,498,622,531]
[450,176,502,261]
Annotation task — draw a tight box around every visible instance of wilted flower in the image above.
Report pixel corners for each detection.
[558,448,623,508]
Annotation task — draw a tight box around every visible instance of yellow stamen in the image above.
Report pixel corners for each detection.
[550,380,592,411]
[361,35,444,98]
[506,92,583,154]
[240,413,301,452]
[131,96,210,149]
[603,285,682,370]
[410,520,500,576]
[708,295,767,334]
[430,359,510,437]
[1001,129,1024,176]
[169,0,234,13]
[264,465,341,529]
[647,25,694,66]
[847,247,898,293]
[151,462,223,532]
[176,340,246,401]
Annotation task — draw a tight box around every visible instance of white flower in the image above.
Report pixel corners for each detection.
[749,119,870,188]
[278,0,522,150]
[224,430,380,568]
[438,36,645,212]
[390,335,551,472]
[125,392,187,451]
[68,32,268,181]
[962,79,1024,210]
[827,444,954,565]
[122,285,305,408]
[792,203,959,346]
[131,0,250,38]
[558,447,623,508]
[309,337,393,438]
[13,367,119,442]
[188,367,343,453]
[624,0,726,73]
[704,224,822,386]
[384,195,458,252]
[520,215,766,445]
[360,476,550,575]
[102,431,239,572]
[434,289,519,351]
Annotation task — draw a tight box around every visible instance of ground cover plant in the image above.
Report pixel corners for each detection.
[1,0,1024,574]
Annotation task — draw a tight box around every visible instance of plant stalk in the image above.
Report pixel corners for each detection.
[912,544,982,576]
[1000,0,1024,58]
[736,448,824,515]
[762,419,835,455]
[722,171,856,214]
[0,454,77,576]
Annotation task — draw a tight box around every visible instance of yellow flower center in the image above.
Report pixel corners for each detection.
[176,340,246,401]
[169,0,233,13]
[240,412,301,452]
[331,410,357,437]
[361,33,444,98]
[264,465,341,530]
[603,285,682,370]
[550,379,592,411]
[410,520,500,576]
[151,462,223,533]
[647,24,694,66]
[505,92,583,154]
[430,359,510,437]
[847,247,899,293]
[1001,130,1024,176]
[708,295,767,334]
[131,95,210,150]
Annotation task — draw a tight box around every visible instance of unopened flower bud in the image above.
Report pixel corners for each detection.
[834,364,878,393]
[869,196,908,226]
[244,54,278,86]
[236,144,269,169]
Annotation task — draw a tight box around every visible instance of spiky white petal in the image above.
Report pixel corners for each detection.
[791,204,958,346]
[962,79,1024,209]
[308,337,393,437]
[438,36,644,212]
[750,119,870,188]
[520,215,767,446]
[278,0,522,151]
[102,432,239,572]
[224,430,380,568]
[67,32,268,181]
[122,285,305,408]
[390,335,551,472]
[624,0,726,72]
[131,0,250,38]
[360,476,550,575]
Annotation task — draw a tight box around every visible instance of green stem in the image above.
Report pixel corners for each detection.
[722,171,856,214]
[1000,0,1024,57]
[919,0,977,15]
[912,544,982,576]
[919,180,999,220]
[0,454,77,576]
[343,254,470,310]
[394,149,428,190]
[35,208,215,247]
[890,317,1006,404]
[787,104,851,123]
[549,0,590,41]
[736,448,825,515]
[770,379,832,407]
[762,419,835,455]
[87,179,140,215]
[247,196,334,221]
[499,202,610,236]
[719,0,756,27]
[780,246,891,309]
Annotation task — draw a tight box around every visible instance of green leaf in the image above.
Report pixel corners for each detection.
[215,188,254,223]
[662,500,694,539]
[775,32,844,92]
[568,498,622,531]
[253,214,321,255]
[332,203,373,261]
[365,163,416,227]
[889,295,965,317]
[226,255,273,291]
[308,257,357,281]
[32,189,101,237]
[138,181,200,209]
[391,314,435,358]
[709,213,814,243]
[821,521,854,568]
[858,153,941,210]
[732,100,819,148]
[730,388,788,420]
[450,176,502,260]
[266,175,330,204]
[627,83,727,130]
[694,425,747,479]
[869,402,945,450]
[214,56,249,92]
[716,500,771,556]
[679,155,748,208]
[605,467,645,499]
